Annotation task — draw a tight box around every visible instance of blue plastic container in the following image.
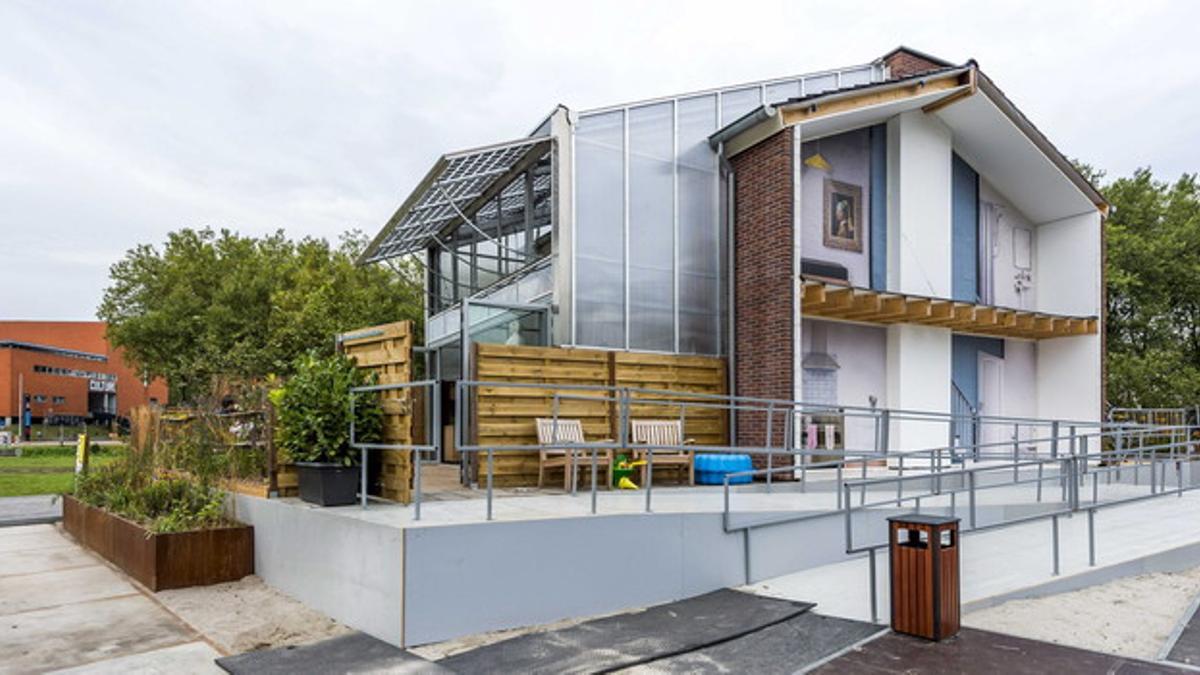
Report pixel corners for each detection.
[695,454,753,485]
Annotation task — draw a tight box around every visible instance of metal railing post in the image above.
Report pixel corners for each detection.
[486,448,494,521]
[1051,514,1060,576]
[1088,509,1096,566]
[1036,461,1043,502]
[591,448,599,515]
[869,548,879,624]
[414,448,422,521]
[1051,420,1060,459]
[765,403,774,493]
[968,470,977,530]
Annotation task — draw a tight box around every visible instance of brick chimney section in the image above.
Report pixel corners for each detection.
[883,48,951,79]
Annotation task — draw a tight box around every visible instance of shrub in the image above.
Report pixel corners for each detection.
[273,352,382,466]
[74,462,230,534]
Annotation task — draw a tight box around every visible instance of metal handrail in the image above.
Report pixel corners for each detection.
[835,429,1198,623]
[349,379,441,519]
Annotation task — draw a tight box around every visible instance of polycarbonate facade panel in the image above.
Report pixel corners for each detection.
[628,102,676,351]
[677,95,720,355]
[574,110,626,347]
[571,63,883,355]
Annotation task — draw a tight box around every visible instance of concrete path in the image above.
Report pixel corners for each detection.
[0,524,223,674]
[0,495,61,527]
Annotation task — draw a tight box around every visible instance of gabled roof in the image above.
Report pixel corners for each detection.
[708,58,1109,216]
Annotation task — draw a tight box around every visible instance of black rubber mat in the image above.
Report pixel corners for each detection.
[439,589,814,675]
[216,632,448,674]
[626,612,882,674]
[811,627,1188,674]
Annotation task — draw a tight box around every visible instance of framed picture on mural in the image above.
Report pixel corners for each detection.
[822,179,863,252]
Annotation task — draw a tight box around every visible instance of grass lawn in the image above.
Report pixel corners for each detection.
[0,473,76,497]
[0,449,121,497]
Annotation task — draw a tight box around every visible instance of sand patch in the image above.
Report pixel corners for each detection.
[964,565,1200,660]
[156,575,352,654]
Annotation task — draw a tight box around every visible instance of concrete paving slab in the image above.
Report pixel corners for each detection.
[438,589,814,675]
[0,542,96,576]
[49,641,224,674]
[0,563,138,615]
[810,627,1187,674]
[216,632,446,674]
[0,523,75,553]
[1,594,198,673]
[0,495,62,527]
[621,612,884,674]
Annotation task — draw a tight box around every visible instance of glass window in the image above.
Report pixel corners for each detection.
[628,102,675,351]
[575,110,626,347]
[678,95,720,354]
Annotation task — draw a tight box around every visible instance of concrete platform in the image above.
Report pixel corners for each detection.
[230,460,1200,648]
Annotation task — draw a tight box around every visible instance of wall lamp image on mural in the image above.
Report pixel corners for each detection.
[823,178,863,252]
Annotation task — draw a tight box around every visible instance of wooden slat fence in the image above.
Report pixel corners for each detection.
[472,343,728,487]
[339,321,414,503]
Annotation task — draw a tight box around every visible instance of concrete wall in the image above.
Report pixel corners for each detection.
[232,496,404,647]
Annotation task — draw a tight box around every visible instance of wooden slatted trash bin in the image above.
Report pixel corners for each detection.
[888,513,960,641]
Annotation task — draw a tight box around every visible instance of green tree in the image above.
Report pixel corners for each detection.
[1104,168,1200,407]
[98,228,422,403]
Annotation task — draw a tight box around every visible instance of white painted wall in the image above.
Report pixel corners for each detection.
[1033,209,1102,423]
[1002,339,1039,446]
[981,179,1037,310]
[887,324,951,451]
[1035,210,1102,317]
[1037,334,1102,424]
[799,129,872,285]
[887,110,953,297]
[800,319,886,451]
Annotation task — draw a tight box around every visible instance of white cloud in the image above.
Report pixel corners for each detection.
[1,0,1197,319]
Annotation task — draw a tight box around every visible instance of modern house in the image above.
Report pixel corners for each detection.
[362,46,1106,460]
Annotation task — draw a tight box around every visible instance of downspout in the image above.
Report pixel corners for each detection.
[718,142,737,445]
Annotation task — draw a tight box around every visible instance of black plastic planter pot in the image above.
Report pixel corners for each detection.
[295,462,360,506]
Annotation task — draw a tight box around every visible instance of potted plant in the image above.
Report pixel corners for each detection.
[273,352,382,506]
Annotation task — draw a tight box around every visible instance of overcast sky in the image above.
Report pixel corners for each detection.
[2,0,1198,320]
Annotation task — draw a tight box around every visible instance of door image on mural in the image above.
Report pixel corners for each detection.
[977,353,1004,449]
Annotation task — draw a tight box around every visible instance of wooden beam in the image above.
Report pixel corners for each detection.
[781,73,964,126]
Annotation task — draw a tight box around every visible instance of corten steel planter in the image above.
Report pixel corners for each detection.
[61,495,253,591]
[295,462,360,506]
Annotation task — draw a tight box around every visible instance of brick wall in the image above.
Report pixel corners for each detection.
[731,129,794,466]
[884,49,948,80]
[0,321,168,419]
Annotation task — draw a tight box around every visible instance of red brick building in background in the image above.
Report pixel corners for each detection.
[0,321,168,424]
